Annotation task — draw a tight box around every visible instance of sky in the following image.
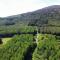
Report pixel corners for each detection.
[0,0,60,17]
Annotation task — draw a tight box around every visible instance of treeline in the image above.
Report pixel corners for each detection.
[38,26,60,35]
[0,25,37,34]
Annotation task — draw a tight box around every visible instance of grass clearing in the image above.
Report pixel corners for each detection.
[0,38,12,47]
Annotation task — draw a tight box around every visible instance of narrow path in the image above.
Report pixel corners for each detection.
[24,33,38,60]
[24,43,37,60]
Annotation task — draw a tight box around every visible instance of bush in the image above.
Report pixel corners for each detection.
[32,34,60,60]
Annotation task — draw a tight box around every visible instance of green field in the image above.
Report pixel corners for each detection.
[0,38,12,47]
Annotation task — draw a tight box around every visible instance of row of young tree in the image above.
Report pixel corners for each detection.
[38,26,60,35]
[0,25,37,34]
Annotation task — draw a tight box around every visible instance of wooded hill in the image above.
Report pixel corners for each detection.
[0,5,60,34]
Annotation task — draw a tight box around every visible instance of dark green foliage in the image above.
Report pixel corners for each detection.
[32,34,60,60]
[0,34,33,60]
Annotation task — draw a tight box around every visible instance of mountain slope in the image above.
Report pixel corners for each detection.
[0,5,60,34]
[0,5,60,26]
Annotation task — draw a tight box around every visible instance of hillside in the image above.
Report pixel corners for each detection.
[0,5,60,34]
